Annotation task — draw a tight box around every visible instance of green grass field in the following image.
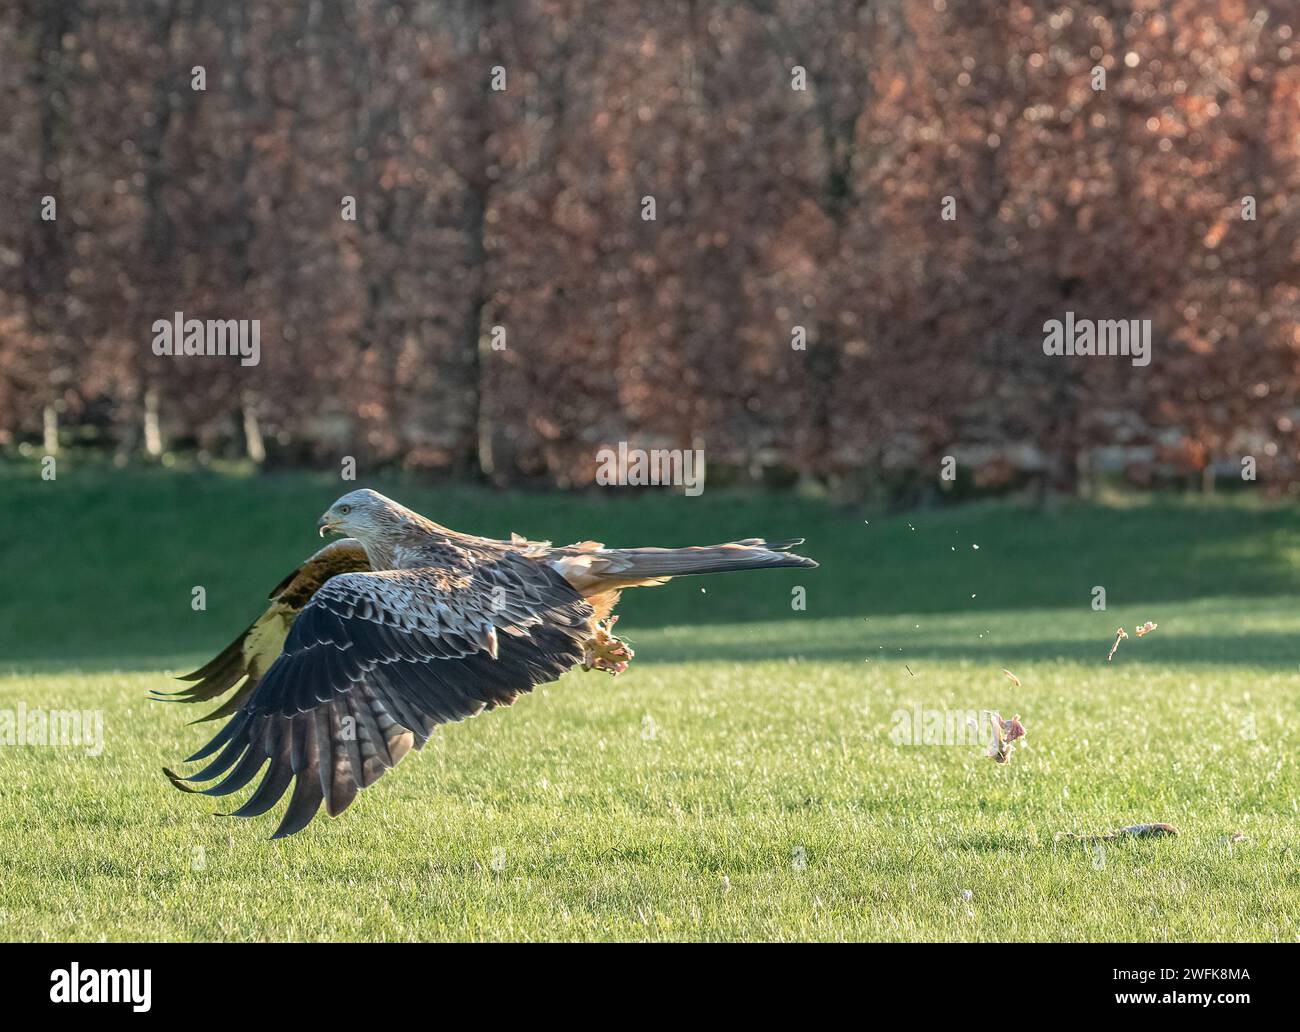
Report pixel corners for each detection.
[2,464,1299,940]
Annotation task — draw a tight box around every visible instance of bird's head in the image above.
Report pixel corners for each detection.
[317,488,401,541]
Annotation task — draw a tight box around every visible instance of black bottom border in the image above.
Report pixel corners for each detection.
[0,941,1283,1017]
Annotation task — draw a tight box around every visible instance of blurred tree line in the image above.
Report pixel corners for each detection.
[1,0,1296,498]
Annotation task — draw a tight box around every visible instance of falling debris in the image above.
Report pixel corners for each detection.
[905,664,915,677]
[1002,668,1021,688]
[1056,823,1178,843]
[988,712,1026,764]
[1107,626,1128,662]
[1108,619,1159,660]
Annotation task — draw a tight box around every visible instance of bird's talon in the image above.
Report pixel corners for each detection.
[583,621,634,675]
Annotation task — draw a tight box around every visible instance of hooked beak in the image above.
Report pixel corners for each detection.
[317,514,339,538]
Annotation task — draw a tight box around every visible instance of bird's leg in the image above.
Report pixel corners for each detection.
[581,615,634,675]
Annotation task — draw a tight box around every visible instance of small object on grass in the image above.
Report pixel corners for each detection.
[1002,668,1021,688]
[1113,823,1178,838]
[905,664,914,677]
[1055,823,1178,843]
[988,712,1026,764]
[1107,626,1128,662]
[1135,620,1158,637]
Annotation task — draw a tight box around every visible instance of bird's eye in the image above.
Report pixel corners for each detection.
[338,505,351,515]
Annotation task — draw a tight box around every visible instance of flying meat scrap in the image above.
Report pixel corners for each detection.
[989,712,1026,764]
[1107,627,1128,661]
[1108,620,1159,661]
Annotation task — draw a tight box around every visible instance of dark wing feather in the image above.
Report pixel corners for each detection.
[165,552,591,838]
[152,539,372,721]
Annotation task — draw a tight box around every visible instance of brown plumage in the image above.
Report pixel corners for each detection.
[159,488,816,837]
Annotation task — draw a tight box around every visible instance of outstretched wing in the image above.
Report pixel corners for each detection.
[153,538,373,722]
[164,551,592,838]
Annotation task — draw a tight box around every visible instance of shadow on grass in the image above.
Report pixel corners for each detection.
[5,630,1298,679]
[3,467,1300,663]
[628,632,1300,669]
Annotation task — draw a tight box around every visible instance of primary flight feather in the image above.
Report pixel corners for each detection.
[160,488,816,837]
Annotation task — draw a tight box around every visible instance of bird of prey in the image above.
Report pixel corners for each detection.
[160,488,816,837]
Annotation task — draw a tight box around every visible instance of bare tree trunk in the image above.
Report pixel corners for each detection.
[451,0,500,481]
[42,404,59,455]
[143,387,163,458]
[465,187,494,479]
[241,393,266,464]
[24,0,77,437]
[136,0,179,461]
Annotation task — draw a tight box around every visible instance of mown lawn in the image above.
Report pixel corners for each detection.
[1,464,1298,940]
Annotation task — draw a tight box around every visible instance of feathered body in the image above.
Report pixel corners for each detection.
[160,488,816,837]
